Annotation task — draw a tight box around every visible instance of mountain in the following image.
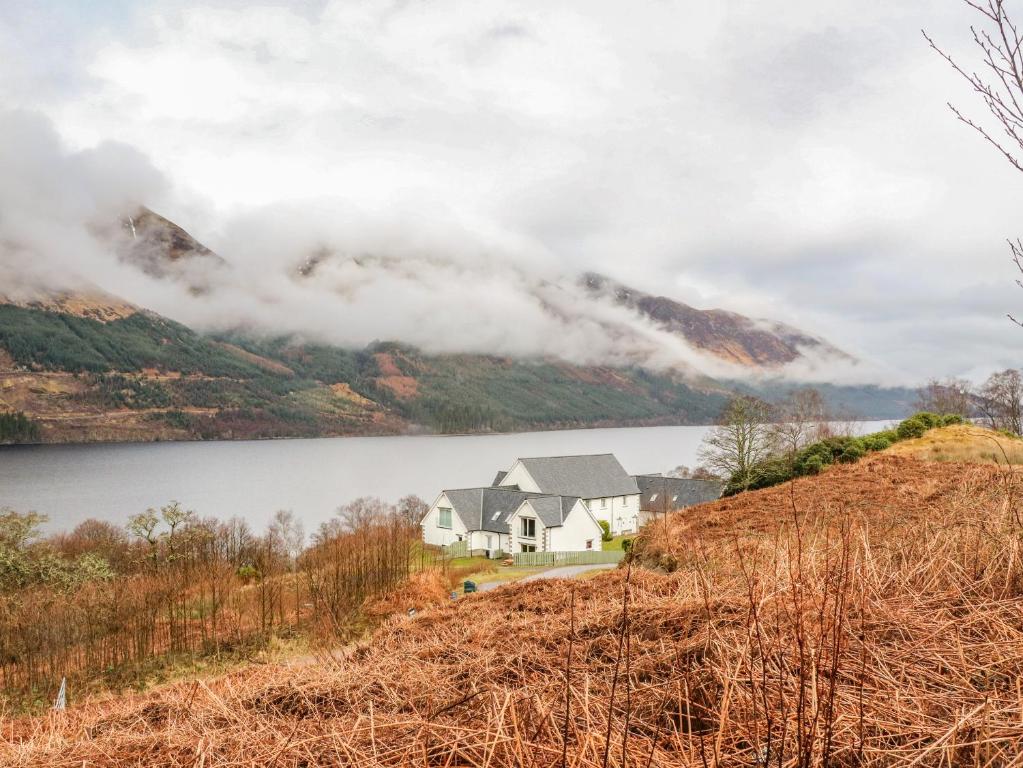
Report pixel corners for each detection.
[582,273,851,367]
[0,209,914,443]
[0,303,732,442]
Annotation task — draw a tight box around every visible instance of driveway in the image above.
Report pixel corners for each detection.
[476,562,618,592]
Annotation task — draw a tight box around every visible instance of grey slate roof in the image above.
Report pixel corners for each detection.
[491,470,508,486]
[520,495,581,528]
[441,487,542,533]
[633,475,724,512]
[515,454,639,498]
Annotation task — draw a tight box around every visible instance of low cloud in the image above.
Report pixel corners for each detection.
[2,0,1021,384]
[0,109,874,383]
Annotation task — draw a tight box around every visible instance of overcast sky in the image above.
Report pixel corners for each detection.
[1,0,1020,383]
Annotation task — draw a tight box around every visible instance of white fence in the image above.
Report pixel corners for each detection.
[441,540,469,558]
[512,550,625,567]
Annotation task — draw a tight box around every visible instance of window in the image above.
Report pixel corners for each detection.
[521,544,536,553]
[650,493,658,502]
[601,498,607,509]
[491,511,502,521]
[586,539,593,550]
[485,535,493,549]
[521,517,536,538]
[672,495,678,503]
[620,496,626,505]
[438,508,452,529]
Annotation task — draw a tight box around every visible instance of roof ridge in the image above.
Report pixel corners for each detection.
[518,453,616,460]
[442,486,544,493]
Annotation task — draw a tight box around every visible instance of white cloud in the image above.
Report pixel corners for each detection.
[1,0,1021,382]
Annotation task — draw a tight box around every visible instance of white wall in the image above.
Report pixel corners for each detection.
[508,502,545,552]
[507,500,604,553]
[498,462,541,492]
[548,500,603,552]
[468,529,508,556]
[420,493,469,547]
[584,493,641,535]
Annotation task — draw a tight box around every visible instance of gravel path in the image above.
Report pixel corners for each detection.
[476,562,617,592]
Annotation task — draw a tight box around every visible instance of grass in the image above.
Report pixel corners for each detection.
[605,533,633,552]
[884,423,1023,464]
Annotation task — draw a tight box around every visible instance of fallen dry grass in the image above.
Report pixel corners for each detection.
[884,423,1023,465]
[4,456,1023,766]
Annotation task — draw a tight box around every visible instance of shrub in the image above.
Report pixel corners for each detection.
[897,415,930,440]
[727,412,955,496]
[838,439,866,463]
[800,455,827,475]
[598,520,612,542]
[860,430,897,452]
[795,442,834,475]
[621,538,633,552]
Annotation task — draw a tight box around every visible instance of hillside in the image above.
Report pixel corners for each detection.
[0,303,741,442]
[0,208,915,443]
[583,272,850,367]
[4,453,1021,765]
[0,302,913,443]
[884,422,1023,464]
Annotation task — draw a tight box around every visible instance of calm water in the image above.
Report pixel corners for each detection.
[0,422,893,533]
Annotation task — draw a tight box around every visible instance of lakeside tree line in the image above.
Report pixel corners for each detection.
[0,411,39,443]
[696,385,975,495]
[0,494,432,709]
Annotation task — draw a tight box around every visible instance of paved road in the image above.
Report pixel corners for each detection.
[476,563,618,592]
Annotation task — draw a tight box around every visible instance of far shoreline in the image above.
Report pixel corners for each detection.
[0,415,903,450]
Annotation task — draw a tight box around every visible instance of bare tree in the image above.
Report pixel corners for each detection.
[925,2,1023,324]
[977,368,1023,433]
[915,377,974,417]
[666,464,721,480]
[335,497,393,533]
[396,495,429,527]
[160,501,193,562]
[268,510,305,568]
[771,387,831,460]
[127,508,160,568]
[698,396,776,492]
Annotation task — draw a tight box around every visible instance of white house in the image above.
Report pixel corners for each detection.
[507,496,603,554]
[421,487,533,555]
[632,475,724,526]
[421,454,728,556]
[421,487,603,556]
[494,454,642,536]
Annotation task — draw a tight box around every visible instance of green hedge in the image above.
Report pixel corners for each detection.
[724,412,964,495]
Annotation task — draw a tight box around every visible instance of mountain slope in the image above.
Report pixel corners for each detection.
[115,208,851,371]
[582,272,850,367]
[0,302,738,442]
[0,208,913,443]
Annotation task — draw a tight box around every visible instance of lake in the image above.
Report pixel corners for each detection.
[0,421,893,533]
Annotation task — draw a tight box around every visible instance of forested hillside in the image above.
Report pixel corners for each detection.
[0,302,912,444]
